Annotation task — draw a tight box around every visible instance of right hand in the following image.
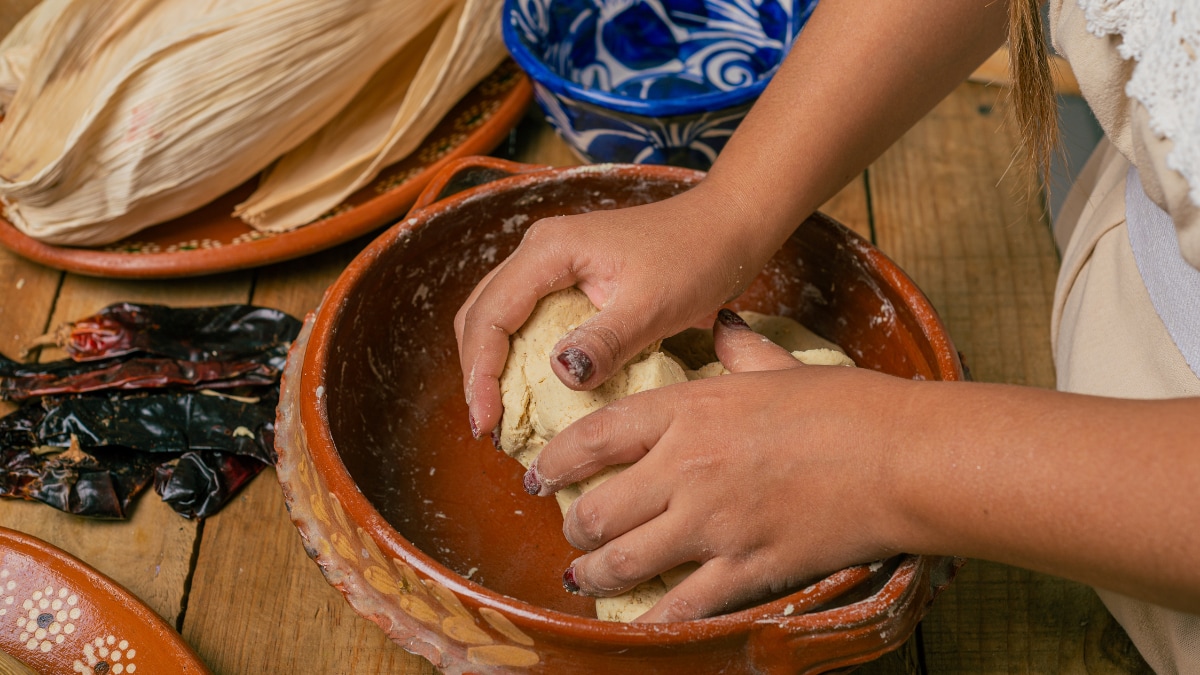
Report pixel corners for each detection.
[528,310,907,622]
[454,180,778,438]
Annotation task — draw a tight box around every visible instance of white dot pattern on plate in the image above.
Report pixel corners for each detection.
[74,634,137,675]
[3,572,79,655]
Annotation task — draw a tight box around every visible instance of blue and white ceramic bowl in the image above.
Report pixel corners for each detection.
[503,0,818,169]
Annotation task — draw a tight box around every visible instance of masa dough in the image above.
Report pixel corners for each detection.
[497,288,854,622]
[662,311,846,368]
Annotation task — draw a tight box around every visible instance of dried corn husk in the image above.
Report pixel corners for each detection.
[234,0,506,232]
[0,0,69,112]
[0,0,454,246]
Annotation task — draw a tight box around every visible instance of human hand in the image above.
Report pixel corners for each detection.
[527,310,912,622]
[455,181,787,439]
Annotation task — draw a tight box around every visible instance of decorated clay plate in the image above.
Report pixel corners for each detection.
[0,527,210,674]
[0,62,532,279]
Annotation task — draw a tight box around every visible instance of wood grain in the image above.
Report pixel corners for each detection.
[820,174,871,241]
[0,248,61,420]
[869,81,1138,673]
[922,561,1152,674]
[0,648,38,675]
[870,83,1058,389]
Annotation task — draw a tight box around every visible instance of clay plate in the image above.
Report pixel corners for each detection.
[0,63,531,279]
[0,526,209,674]
[275,157,965,674]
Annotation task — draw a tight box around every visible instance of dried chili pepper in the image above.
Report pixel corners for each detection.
[154,451,266,519]
[1,302,299,520]
[0,403,44,449]
[37,390,277,464]
[1,390,275,519]
[36,303,300,362]
[0,347,287,401]
[0,438,158,519]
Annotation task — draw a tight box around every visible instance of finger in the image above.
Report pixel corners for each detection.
[633,559,760,623]
[455,263,506,432]
[455,264,503,364]
[550,295,677,391]
[689,308,720,330]
[565,508,697,598]
[458,219,582,436]
[558,455,672,551]
[530,392,676,496]
[713,309,804,373]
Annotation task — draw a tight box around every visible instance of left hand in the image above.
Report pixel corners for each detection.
[528,310,915,622]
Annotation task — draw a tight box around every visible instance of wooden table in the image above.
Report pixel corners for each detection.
[0,82,1152,674]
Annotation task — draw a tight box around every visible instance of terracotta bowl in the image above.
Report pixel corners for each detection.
[0,527,210,675]
[275,157,965,674]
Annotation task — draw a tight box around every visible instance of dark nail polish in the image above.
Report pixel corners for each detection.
[717,308,749,328]
[523,465,541,495]
[491,426,502,450]
[469,414,481,440]
[562,566,580,593]
[556,347,593,383]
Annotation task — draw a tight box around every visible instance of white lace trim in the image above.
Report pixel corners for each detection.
[1077,0,1200,207]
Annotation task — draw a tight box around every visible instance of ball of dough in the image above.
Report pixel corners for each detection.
[498,288,688,473]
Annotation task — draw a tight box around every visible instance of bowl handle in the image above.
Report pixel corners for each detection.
[744,555,962,674]
[410,156,551,211]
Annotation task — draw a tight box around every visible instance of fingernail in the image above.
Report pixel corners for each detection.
[491,426,502,450]
[717,308,749,329]
[523,465,542,495]
[562,566,580,593]
[469,414,481,440]
[556,347,594,384]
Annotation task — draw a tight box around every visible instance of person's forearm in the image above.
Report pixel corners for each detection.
[699,0,1008,264]
[884,385,1200,611]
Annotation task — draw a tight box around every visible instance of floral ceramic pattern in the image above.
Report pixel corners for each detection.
[534,81,751,165]
[75,635,137,674]
[3,571,81,655]
[0,571,141,673]
[509,0,814,99]
[504,0,816,168]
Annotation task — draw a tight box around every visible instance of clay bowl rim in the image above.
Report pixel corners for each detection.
[297,159,962,645]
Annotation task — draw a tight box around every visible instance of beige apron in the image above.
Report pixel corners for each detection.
[1052,138,1200,674]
